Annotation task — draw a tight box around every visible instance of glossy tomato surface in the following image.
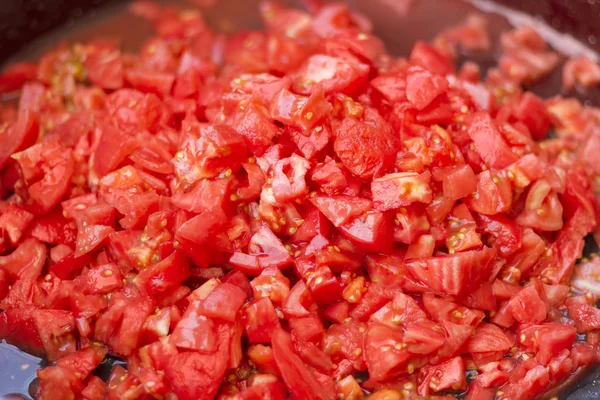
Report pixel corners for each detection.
[2,1,600,400]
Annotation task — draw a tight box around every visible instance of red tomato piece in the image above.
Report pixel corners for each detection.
[0,203,35,245]
[409,41,454,76]
[339,211,393,253]
[508,284,548,325]
[512,92,551,140]
[165,324,231,400]
[171,306,217,352]
[563,55,600,90]
[364,322,412,381]
[442,164,477,201]
[311,195,372,227]
[133,251,190,295]
[466,323,512,354]
[418,356,466,396]
[92,122,138,177]
[466,170,512,215]
[176,206,228,245]
[230,225,292,275]
[198,282,247,322]
[305,266,343,307]
[0,110,39,170]
[333,110,400,180]
[234,102,280,156]
[477,214,522,257]
[292,54,369,96]
[371,171,433,211]
[272,154,311,203]
[406,66,449,110]
[272,327,337,400]
[467,112,517,169]
[244,297,281,343]
[28,209,77,247]
[405,247,497,296]
[74,225,114,257]
[85,49,124,90]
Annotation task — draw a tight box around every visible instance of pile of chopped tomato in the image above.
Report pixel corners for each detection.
[2,1,600,399]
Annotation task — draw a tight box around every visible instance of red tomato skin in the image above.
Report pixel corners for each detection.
[27,209,77,247]
[133,251,190,296]
[292,54,369,97]
[467,112,517,169]
[198,282,247,322]
[371,171,433,211]
[0,307,45,357]
[175,206,228,245]
[0,203,35,245]
[165,324,231,400]
[406,66,449,110]
[508,284,548,325]
[92,122,138,177]
[272,327,337,400]
[1,238,47,309]
[442,164,477,201]
[466,171,512,215]
[338,211,394,253]
[74,225,114,257]
[465,379,496,400]
[333,111,400,180]
[244,297,281,343]
[170,301,217,352]
[405,247,497,296]
[466,323,513,354]
[409,41,454,76]
[513,92,551,140]
[311,195,372,227]
[0,110,39,170]
[364,322,412,382]
[418,356,466,396]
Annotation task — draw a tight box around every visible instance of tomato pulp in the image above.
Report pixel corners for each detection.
[1,1,600,399]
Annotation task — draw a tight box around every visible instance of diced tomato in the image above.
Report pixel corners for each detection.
[441,164,477,201]
[1,4,599,399]
[409,41,454,76]
[418,356,466,396]
[0,203,35,245]
[467,112,517,169]
[512,92,551,140]
[165,324,231,400]
[508,284,548,325]
[272,154,311,203]
[405,247,497,296]
[333,110,400,180]
[133,251,190,295]
[371,171,432,211]
[466,170,512,215]
[311,195,372,227]
[244,297,281,343]
[339,211,393,253]
[292,54,369,97]
[466,323,512,354]
[230,225,292,275]
[272,327,337,400]
[0,110,39,170]
[364,322,412,381]
[406,66,449,110]
[75,225,114,257]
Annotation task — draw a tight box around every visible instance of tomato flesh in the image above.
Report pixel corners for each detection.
[1,3,600,400]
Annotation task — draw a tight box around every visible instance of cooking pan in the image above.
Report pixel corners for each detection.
[1,0,600,398]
